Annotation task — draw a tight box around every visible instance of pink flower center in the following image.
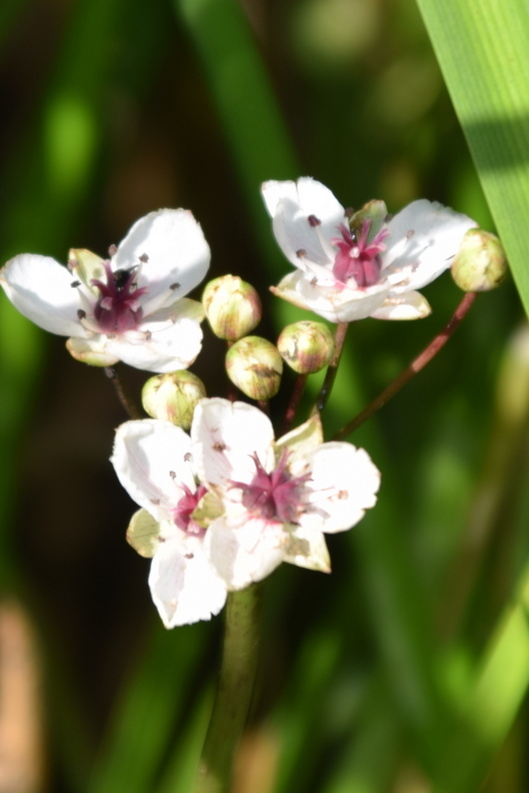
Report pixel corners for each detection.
[91,261,148,333]
[331,221,389,288]
[231,452,310,524]
[172,483,208,537]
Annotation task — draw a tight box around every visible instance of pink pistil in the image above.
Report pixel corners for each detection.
[231,452,310,524]
[331,221,389,288]
[172,483,208,536]
[92,261,148,333]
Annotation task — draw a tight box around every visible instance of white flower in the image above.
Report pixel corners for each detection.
[112,399,380,621]
[0,209,210,372]
[261,177,477,322]
[191,398,381,590]
[111,419,227,627]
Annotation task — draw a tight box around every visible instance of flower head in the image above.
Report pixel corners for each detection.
[191,398,381,590]
[0,209,210,372]
[112,399,380,623]
[261,178,477,322]
[111,419,227,627]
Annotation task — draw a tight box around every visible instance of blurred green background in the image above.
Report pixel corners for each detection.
[0,0,527,791]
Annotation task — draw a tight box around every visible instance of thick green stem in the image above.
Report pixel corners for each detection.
[194,585,262,793]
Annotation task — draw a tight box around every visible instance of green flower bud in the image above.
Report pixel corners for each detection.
[277,321,335,374]
[451,229,508,292]
[141,370,207,429]
[226,336,283,400]
[202,275,262,340]
[348,199,388,243]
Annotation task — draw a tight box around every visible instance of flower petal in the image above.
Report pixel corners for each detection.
[301,442,380,533]
[191,398,275,487]
[369,290,432,320]
[0,254,86,336]
[107,313,204,373]
[262,177,345,243]
[272,270,390,323]
[111,419,195,525]
[383,200,477,290]
[262,178,345,270]
[112,209,210,316]
[205,516,286,589]
[66,336,120,367]
[149,536,227,627]
[145,296,205,325]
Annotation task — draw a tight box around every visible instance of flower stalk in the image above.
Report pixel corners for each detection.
[194,585,262,793]
[282,373,308,434]
[333,291,477,440]
[104,366,143,419]
[313,321,349,413]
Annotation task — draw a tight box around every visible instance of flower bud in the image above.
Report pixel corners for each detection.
[451,229,508,292]
[277,321,335,374]
[202,275,262,340]
[349,199,387,243]
[141,370,207,429]
[226,336,283,400]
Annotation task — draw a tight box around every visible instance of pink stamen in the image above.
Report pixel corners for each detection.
[172,483,208,537]
[91,261,148,333]
[231,451,310,524]
[331,221,389,288]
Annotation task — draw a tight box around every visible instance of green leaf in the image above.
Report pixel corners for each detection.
[432,562,529,792]
[415,0,529,315]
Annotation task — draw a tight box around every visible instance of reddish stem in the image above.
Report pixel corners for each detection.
[333,291,478,440]
[313,322,349,413]
[104,366,143,419]
[282,373,308,435]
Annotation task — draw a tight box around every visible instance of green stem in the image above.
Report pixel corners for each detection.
[194,585,262,793]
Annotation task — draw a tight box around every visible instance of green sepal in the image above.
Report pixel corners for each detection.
[68,247,106,295]
[126,508,161,558]
[275,413,323,462]
[191,491,225,529]
[349,199,388,243]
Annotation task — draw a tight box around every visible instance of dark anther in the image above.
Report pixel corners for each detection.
[144,330,152,341]
[77,309,86,319]
[406,229,415,239]
[70,280,81,288]
[308,214,321,227]
[184,452,192,462]
[169,470,176,480]
[139,253,149,263]
[113,268,133,290]
[108,244,118,256]
[150,498,160,505]
[296,248,307,259]
[185,553,195,559]
[344,207,355,219]
[170,282,180,291]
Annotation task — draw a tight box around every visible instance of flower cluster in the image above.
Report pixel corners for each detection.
[0,177,500,627]
[111,398,380,626]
